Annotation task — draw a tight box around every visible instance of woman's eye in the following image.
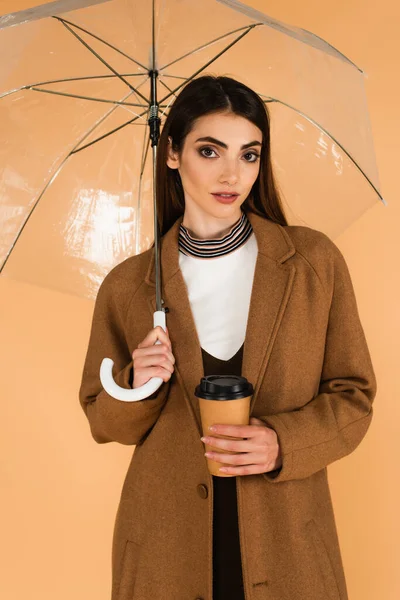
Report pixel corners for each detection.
[199,147,217,158]
[198,147,260,162]
[244,151,260,162]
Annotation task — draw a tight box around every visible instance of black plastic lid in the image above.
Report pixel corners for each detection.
[195,375,253,400]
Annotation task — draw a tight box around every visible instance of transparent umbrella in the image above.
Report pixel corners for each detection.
[0,0,386,400]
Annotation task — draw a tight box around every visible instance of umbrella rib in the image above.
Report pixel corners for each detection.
[54,16,150,105]
[157,79,181,117]
[0,73,150,99]
[28,86,149,108]
[71,81,150,149]
[70,77,151,152]
[157,25,257,106]
[297,27,363,73]
[71,110,147,154]
[0,74,148,101]
[159,22,261,71]
[52,15,148,72]
[154,74,192,81]
[0,87,142,275]
[261,96,386,205]
[0,81,171,108]
[66,74,154,154]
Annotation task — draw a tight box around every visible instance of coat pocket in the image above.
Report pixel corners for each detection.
[305,519,341,600]
[116,539,141,600]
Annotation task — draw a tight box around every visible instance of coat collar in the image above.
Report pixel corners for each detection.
[144,210,297,435]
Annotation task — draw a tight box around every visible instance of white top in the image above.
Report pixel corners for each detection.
[178,232,258,360]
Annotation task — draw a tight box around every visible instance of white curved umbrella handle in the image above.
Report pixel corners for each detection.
[99,311,166,401]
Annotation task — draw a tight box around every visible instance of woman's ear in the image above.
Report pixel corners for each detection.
[166,136,180,169]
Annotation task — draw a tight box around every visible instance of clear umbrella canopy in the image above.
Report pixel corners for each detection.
[0,0,385,301]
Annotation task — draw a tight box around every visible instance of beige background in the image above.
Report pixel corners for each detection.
[1,1,398,599]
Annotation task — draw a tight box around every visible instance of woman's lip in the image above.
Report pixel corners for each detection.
[211,193,239,198]
[212,193,238,196]
[211,193,239,204]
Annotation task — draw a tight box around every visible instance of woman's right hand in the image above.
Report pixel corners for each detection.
[132,326,175,389]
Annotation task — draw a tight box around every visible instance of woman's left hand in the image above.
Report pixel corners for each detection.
[200,416,282,476]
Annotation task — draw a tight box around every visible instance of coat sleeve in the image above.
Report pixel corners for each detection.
[78,268,171,446]
[258,235,377,482]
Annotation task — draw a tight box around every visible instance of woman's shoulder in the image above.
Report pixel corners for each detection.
[283,223,344,265]
[283,223,336,251]
[282,224,350,298]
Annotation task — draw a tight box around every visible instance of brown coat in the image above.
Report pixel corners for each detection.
[79,210,377,600]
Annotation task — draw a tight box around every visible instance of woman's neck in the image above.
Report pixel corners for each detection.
[181,211,243,240]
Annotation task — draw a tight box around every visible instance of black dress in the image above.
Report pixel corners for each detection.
[201,344,246,600]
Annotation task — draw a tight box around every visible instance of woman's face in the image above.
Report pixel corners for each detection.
[166,112,263,229]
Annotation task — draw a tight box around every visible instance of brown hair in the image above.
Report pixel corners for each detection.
[151,74,288,247]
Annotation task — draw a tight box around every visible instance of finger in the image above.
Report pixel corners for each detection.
[153,325,171,347]
[145,366,172,382]
[134,345,175,362]
[250,417,265,425]
[133,365,172,387]
[135,349,175,370]
[217,463,269,476]
[137,356,174,374]
[163,325,171,339]
[206,450,266,466]
[208,423,259,438]
[201,436,252,453]
[139,326,171,349]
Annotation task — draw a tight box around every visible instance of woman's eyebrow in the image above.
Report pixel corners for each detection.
[194,136,262,150]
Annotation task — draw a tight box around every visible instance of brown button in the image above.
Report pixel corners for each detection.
[197,484,208,499]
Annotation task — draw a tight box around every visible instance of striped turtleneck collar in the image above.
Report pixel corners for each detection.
[178,211,253,259]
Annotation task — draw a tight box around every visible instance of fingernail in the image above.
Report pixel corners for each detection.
[209,425,216,431]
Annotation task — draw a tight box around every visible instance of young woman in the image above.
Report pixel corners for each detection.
[79,75,377,600]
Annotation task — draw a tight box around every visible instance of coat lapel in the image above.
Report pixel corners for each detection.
[144,210,296,435]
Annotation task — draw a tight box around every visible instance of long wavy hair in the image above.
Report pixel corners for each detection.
[150,74,288,248]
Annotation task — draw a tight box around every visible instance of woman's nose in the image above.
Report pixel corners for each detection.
[219,163,239,184]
